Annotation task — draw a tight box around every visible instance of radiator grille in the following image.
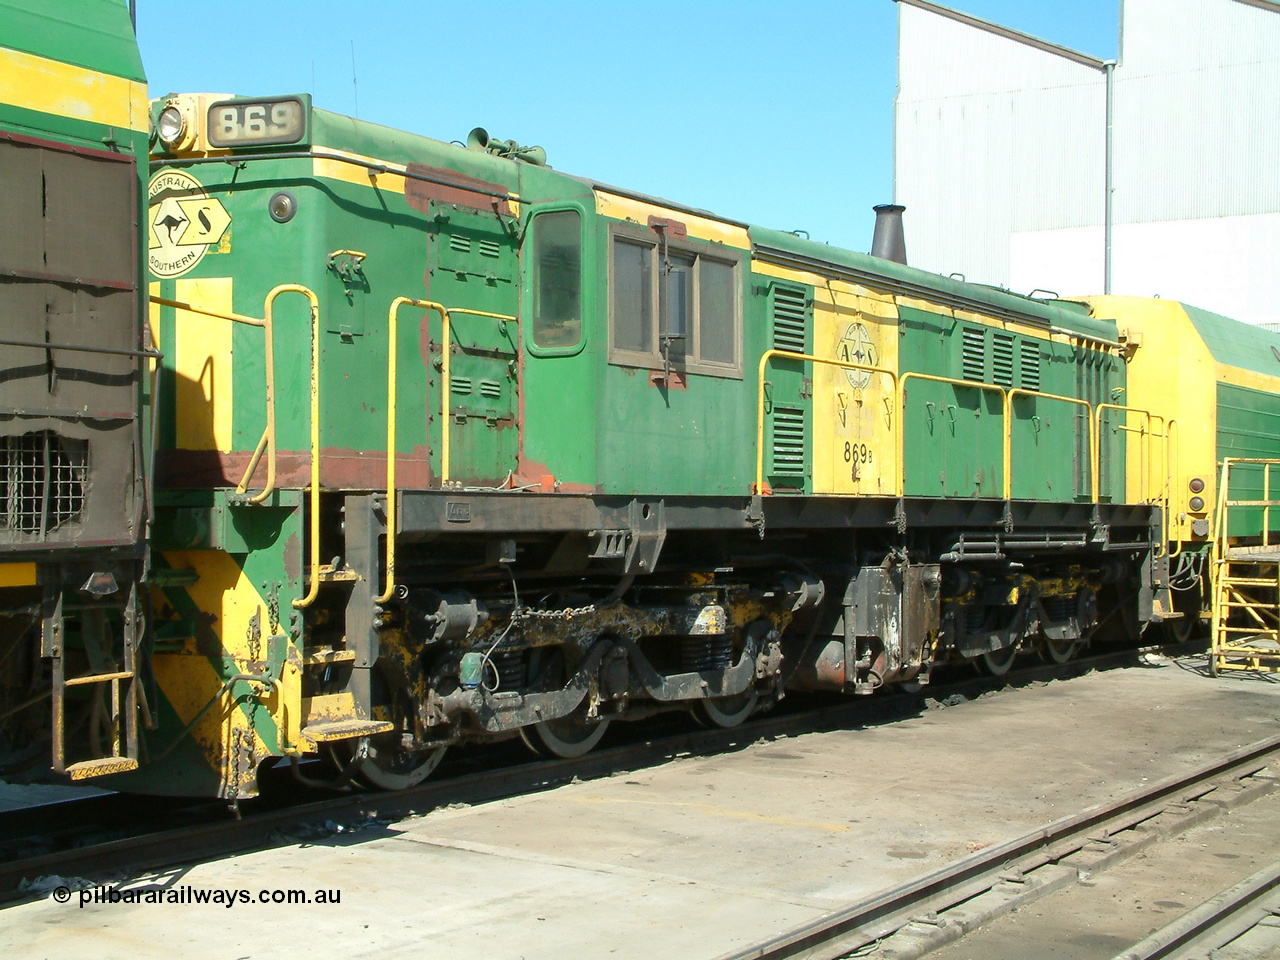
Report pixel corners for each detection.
[992,332,1015,387]
[962,327,985,381]
[772,285,808,353]
[1020,340,1041,391]
[1,431,88,535]
[771,407,806,475]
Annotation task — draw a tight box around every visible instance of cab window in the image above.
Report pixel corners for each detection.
[531,210,582,349]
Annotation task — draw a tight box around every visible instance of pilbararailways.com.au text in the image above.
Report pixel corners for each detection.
[61,885,341,908]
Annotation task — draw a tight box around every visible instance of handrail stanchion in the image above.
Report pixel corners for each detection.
[377,297,447,605]
[288,286,324,609]
[897,372,1006,499]
[1002,388,1093,501]
[753,349,898,496]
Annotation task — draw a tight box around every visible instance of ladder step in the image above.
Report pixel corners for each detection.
[66,756,139,780]
[300,719,395,744]
[316,564,360,584]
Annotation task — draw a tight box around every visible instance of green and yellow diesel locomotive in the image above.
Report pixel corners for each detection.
[127,91,1217,799]
[0,0,151,782]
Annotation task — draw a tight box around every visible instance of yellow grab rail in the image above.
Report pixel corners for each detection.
[149,285,317,505]
[378,297,447,605]
[1091,403,1172,555]
[440,307,519,484]
[754,349,898,495]
[1002,388,1093,500]
[287,285,324,609]
[1166,419,1181,558]
[375,300,518,603]
[897,372,1006,499]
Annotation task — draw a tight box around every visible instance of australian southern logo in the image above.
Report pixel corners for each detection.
[148,170,231,278]
[836,321,878,390]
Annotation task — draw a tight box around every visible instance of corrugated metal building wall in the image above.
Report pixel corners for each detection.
[894,0,1280,325]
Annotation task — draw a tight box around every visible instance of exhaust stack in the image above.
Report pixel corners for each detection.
[870,204,907,265]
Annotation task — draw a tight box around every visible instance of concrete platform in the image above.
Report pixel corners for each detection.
[6,653,1280,960]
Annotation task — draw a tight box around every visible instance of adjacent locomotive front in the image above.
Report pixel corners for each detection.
[0,1,151,783]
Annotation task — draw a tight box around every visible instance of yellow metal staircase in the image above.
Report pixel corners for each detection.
[1211,458,1280,676]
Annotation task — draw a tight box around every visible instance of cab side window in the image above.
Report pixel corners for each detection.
[531,210,582,349]
[607,224,742,377]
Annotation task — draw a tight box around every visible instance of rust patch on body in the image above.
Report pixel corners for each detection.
[649,369,687,390]
[158,448,437,490]
[405,164,513,217]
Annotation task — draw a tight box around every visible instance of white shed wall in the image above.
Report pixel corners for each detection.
[895,3,1106,292]
[894,0,1280,325]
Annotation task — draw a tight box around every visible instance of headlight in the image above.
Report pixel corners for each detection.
[157,106,186,148]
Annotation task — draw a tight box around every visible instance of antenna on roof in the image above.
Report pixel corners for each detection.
[350,41,359,119]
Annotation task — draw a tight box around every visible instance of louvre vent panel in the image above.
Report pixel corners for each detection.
[992,332,1015,387]
[478,239,501,259]
[771,407,807,474]
[450,376,473,395]
[0,431,88,535]
[1020,340,1041,391]
[478,379,502,399]
[772,286,808,353]
[449,234,472,254]
[962,326,986,381]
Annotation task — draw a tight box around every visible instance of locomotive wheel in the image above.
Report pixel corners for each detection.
[519,710,610,759]
[354,737,447,790]
[1162,615,1196,643]
[692,689,759,729]
[980,646,1018,677]
[1040,638,1079,664]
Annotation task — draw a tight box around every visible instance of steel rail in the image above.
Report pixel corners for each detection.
[716,729,1280,960]
[0,640,1204,901]
[1111,861,1280,960]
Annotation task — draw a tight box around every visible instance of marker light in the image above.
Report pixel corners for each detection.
[1188,477,1205,494]
[1189,496,1205,512]
[268,191,297,223]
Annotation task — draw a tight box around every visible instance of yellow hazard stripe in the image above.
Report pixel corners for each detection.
[0,563,37,587]
[0,45,148,134]
[312,148,407,194]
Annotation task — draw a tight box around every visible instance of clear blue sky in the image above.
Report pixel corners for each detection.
[136,1,1118,254]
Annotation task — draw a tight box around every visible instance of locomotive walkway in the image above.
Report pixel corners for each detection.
[5,652,1280,960]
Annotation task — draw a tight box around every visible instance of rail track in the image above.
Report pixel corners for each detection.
[1,639,1205,903]
[716,727,1280,960]
[1109,861,1280,960]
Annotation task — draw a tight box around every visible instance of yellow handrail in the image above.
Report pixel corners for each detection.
[149,294,273,501]
[440,307,519,484]
[288,285,324,609]
[1167,419,1182,558]
[1001,388,1093,501]
[754,349,898,495]
[1092,402,1171,556]
[377,297,447,605]
[897,372,1006,499]
[149,286,317,505]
